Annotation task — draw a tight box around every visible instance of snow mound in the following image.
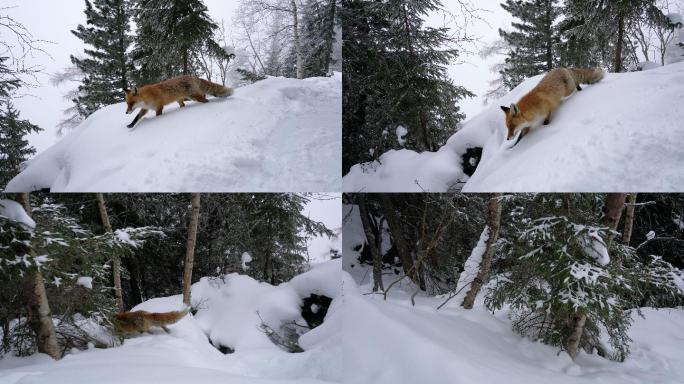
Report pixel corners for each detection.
[6,74,341,192]
[343,62,684,192]
[0,199,35,229]
[0,261,341,383]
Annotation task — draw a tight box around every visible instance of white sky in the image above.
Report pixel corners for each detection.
[427,0,513,121]
[303,193,342,264]
[6,0,240,154]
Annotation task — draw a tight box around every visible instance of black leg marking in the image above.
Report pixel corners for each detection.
[128,109,148,129]
[544,117,550,125]
[576,84,582,91]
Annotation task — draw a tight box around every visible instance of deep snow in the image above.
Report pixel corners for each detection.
[341,204,684,384]
[343,62,684,192]
[0,260,342,384]
[5,74,341,192]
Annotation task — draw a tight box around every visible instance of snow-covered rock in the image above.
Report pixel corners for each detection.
[343,62,684,192]
[6,74,341,192]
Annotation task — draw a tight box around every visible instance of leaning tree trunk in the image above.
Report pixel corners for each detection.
[379,194,418,286]
[291,0,303,79]
[358,195,384,292]
[462,193,503,309]
[622,193,637,246]
[182,193,201,306]
[567,193,626,360]
[95,193,123,311]
[16,193,60,360]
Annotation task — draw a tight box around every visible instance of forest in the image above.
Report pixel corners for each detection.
[344,193,684,365]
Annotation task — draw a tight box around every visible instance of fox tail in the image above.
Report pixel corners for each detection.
[147,307,190,326]
[200,79,234,98]
[568,67,605,85]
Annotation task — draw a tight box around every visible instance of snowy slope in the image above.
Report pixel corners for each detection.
[0,260,342,384]
[5,75,341,192]
[343,62,684,192]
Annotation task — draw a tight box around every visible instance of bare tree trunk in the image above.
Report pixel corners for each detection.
[16,193,60,360]
[462,193,503,309]
[95,193,123,311]
[567,312,587,360]
[602,193,627,249]
[182,193,201,306]
[291,0,303,79]
[622,193,637,246]
[614,12,625,73]
[358,195,384,292]
[379,194,417,285]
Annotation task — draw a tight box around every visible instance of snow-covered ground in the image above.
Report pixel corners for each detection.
[343,62,684,192]
[0,260,342,384]
[5,74,341,192]
[341,204,684,384]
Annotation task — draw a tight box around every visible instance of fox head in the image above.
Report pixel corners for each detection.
[500,103,527,140]
[123,87,141,114]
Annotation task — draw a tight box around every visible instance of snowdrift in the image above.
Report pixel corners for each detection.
[0,260,342,384]
[6,74,341,192]
[343,62,684,192]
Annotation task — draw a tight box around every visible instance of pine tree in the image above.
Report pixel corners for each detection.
[342,0,473,174]
[300,0,340,77]
[0,101,43,189]
[71,0,133,118]
[132,0,218,83]
[499,0,561,90]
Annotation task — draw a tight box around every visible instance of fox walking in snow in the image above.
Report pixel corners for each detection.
[124,75,234,128]
[500,67,604,146]
[112,308,190,335]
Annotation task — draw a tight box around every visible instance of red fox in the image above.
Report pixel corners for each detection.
[112,308,190,334]
[124,75,234,128]
[500,67,604,144]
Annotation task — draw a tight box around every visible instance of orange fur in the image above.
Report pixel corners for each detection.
[501,67,604,140]
[124,75,233,128]
[112,308,189,334]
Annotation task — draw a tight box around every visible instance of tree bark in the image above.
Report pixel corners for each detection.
[567,312,587,360]
[462,193,503,309]
[95,193,123,311]
[182,193,201,306]
[379,194,417,285]
[16,193,60,360]
[323,0,337,74]
[614,11,625,73]
[622,193,637,246]
[291,0,303,79]
[602,193,627,249]
[358,195,384,292]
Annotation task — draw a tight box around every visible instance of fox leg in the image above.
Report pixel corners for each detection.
[178,100,186,108]
[161,325,170,333]
[156,106,164,116]
[544,115,551,125]
[522,127,530,137]
[192,94,209,103]
[576,84,583,91]
[128,109,148,128]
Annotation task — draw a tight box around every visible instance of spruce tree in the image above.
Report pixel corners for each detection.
[71,0,133,118]
[300,0,340,77]
[132,0,218,83]
[499,0,561,90]
[0,101,42,189]
[342,0,473,174]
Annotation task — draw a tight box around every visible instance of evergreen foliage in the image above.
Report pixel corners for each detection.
[0,101,43,189]
[342,0,473,174]
[71,0,133,118]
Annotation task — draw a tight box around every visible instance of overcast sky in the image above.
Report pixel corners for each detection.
[427,0,513,122]
[6,0,240,154]
[303,193,342,264]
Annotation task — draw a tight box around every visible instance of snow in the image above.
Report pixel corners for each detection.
[647,230,656,240]
[0,260,341,383]
[343,261,684,384]
[343,62,684,192]
[452,226,489,305]
[76,276,93,289]
[241,252,252,271]
[581,229,610,266]
[395,125,408,146]
[0,199,36,229]
[5,74,341,192]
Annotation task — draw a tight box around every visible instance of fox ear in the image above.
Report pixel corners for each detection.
[500,106,510,113]
[133,86,138,96]
[123,88,130,93]
[510,103,519,116]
